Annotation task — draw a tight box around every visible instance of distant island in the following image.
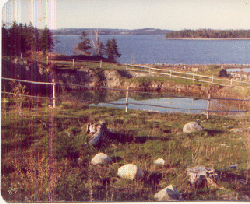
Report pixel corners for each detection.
[51,28,171,35]
[51,28,250,38]
[165,29,250,39]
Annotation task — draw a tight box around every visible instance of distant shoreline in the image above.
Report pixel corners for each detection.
[164,38,250,40]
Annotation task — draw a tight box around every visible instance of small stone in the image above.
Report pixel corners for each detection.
[91,153,112,165]
[154,158,167,165]
[229,128,244,133]
[154,185,181,201]
[117,164,144,180]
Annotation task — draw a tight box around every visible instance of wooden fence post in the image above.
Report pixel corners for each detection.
[100,60,102,68]
[206,94,211,119]
[170,70,172,78]
[52,79,56,108]
[125,87,129,112]
[46,56,49,65]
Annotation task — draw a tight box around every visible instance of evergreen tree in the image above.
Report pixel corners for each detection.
[40,26,54,54]
[77,31,92,55]
[97,41,105,57]
[105,38,121,62]
[18,23,27,54]
[9,21,19,56]
[2,21,50,56]
[2,23,10,56]
[26,22,38,52]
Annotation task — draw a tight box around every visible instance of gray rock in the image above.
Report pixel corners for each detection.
[86,122,109,146]
[117,164,144,180]
[154,158,167,165]
[186,166,218,188]
[183,122,203,133]
[154,185,181,201]
[229,128,247,133]
[91,153,112,165]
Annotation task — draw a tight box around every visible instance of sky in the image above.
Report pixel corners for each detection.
[1,0,250,30]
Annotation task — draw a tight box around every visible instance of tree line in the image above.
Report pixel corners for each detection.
[165,29,250,38]
[2,22,121,62]
[2,21,54,56]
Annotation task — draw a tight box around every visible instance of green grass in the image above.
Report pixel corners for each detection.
[2,57,250,201]
[1,100,250,202]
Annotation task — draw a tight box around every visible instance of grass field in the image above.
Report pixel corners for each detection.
[2,56,250,201]
[1,98,250,202]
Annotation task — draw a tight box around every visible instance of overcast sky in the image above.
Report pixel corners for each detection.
[2,0,250,30]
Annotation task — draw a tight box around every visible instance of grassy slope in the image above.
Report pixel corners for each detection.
[1,102,250,202]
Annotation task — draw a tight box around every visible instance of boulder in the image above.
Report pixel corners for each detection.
[186,166,218,188]
[183,122,203,133]
[86,122,109,146]
[154,158,167,165]
[219,69,229,77]
[154,185,181,201]
[117,164,144,180]
[91,153,112,165]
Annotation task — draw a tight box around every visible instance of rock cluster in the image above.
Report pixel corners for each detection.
[85,121,229,201]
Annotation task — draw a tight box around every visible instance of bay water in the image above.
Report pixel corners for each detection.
[53,35,250,65]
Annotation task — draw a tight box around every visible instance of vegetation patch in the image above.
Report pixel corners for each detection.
[2,100,250,202]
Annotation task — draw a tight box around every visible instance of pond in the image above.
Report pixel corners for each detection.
[95,97,207,114]
[65,90,247,115]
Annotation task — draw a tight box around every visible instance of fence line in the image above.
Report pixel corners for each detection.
[126,64,250,88]
[2,91,248,115]
[2,77,250,119]
[2,77,55,85]
[2,77,250,102]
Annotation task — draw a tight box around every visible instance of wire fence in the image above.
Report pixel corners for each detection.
[2,77,250,118]
[126,64,250,88]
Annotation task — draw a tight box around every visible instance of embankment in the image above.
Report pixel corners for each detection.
[2,57,248,101]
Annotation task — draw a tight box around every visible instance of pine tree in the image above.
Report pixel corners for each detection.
[2,23,10,56]
[40,26,54,54]
[77,31,92,55]
[9,21,19,56]
[105,38,121,62]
